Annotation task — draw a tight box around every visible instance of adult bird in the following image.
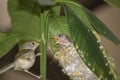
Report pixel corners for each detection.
[0,41,40,79]
[53,34,98,80]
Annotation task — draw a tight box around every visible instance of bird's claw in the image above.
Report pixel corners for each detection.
[35,53,41,57]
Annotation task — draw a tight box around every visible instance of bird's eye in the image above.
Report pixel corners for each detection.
[32,42,35,45]
[58,34,62,37]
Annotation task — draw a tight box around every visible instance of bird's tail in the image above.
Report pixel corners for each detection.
[0,63,14,74]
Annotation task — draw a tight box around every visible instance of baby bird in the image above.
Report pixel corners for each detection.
[0,41,40,78]
[53,34,98,80]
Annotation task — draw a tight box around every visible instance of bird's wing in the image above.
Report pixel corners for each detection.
[15,49,31,59]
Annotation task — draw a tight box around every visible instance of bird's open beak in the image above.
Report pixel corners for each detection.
[53,36,59,44]
[53,36,58,41]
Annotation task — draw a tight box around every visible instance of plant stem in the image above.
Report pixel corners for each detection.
[40,11,49,80]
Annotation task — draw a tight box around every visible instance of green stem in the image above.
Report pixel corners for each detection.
[40,11,49,80]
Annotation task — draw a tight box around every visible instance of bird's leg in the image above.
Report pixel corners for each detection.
[30,53,41,60]
[35,53,41,57]
[24,70,41,79]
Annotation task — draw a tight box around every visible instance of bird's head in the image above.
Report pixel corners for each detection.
[22,41,39,51]
[53,34,71,46]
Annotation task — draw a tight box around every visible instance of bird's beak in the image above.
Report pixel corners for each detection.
[53,36,58,41]
[53,36,59,44]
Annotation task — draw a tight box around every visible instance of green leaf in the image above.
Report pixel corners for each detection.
[50,5,61,16]
[8,0,41,41]
[104,0,120,9]
[64,4,116,79]
[0,33,20,57]
[83,8,120,46]
[57,0,120,46]
[49,15,70,37]
[10,11,41,41]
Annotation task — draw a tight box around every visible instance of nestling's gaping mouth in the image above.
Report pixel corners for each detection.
[53,36,59,42]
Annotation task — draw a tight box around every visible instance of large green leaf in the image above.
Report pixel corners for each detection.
[49,15,70,36]
[0,33,20,57]
[10,11,41,41]
[64,5,116,80]
[8,0,41,40]
[50,5,61,16]
[56,0,120,46]
[104,0,120,9]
